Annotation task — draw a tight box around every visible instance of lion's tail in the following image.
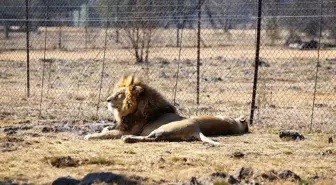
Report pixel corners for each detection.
[196,132,220,146]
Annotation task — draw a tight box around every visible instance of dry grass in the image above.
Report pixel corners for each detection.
[0,28,335,184]
[1,45,335,132]
[0,128,335,184]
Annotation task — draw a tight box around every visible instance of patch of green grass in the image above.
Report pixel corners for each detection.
[283,150,293,155]
[87,156,115,165]
[266,127,278,134]
[170,156,187,163]
[124,149,136,154]
[214,165,225,172]
[213,180,229,185]
[298,179,313,185]
[74,95,85,101]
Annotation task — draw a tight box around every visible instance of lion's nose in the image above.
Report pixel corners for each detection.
[107,98,112,102]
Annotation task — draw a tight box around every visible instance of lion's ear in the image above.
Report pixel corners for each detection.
[134,85,144,95]
[239,116,246,123]
[129,75,135,85]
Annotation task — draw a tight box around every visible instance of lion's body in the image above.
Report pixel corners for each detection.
[84,75,249,145]
[121,115,248,145]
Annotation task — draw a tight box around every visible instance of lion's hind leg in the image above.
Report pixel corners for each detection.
[122,129,220,146]
[195,132,220,146]
[121,131,171,143]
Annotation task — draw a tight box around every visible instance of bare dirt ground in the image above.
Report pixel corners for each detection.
[0,126,335,185]
[0,28,335,184]
[1,46,335,133]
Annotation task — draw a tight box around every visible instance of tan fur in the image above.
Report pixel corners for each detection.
[84,75,249,144]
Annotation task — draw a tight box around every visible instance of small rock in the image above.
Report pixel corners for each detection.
[234,167,253,180]
[277,170,301,181]
[197,105,212,111]
[288,86,302,91]
[19,125,34,130]
[159,71,169,78]
[326,58,336,62]
[39,58,56,63]
[197,172,227,185]
[42,127,53,133]
[189,177,198,185]
[79,172,121,185]
[252,60,270,67]
[211,172,226,178]
[47,156,79,168]
[301,40,318,49]
[52,177,80,185]
[173,71,189,78]
[328,137,333,143]
[259,60,270,67]
[250,180,261,185]
[184,59,193,66]
[6,136,24,143]
[54,125,72,133]
[3,126,18,133]
[0,180,19,185]
[5,130,17,135]
[320,149,333,156]
[231,151,245,159]
[315,103,327,108]
[23,133,41,137]
[227,175,239,184]
[165,151,171,154]
[269,104,276,108]
[158,157,165,163]
[1,142,17,152]
[279,130,305,141]
[258,170,278,181]
[181,173,240,185]
[197,177,212,185]
[159,60,170,68]
[159,59,170,65]
[204,77,223,82]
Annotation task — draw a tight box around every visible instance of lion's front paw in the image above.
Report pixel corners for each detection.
[121,135,136,143]
[84,134,98,140]
[84,135,91,140]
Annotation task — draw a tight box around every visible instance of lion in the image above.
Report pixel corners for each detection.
[84,75,248,145]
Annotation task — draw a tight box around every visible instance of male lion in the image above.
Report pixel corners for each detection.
[84,75,248,145]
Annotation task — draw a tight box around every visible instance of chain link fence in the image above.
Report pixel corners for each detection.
[0,0,335,133]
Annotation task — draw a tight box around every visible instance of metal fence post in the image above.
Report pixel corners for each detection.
[310,0,324,131]
[249,0,263,125]
[39,4,49,118]
[96,0,110,119]
[196,0,202,115]
[25,0,30,98]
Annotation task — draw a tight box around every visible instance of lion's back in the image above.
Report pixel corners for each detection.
[140,113,185,136]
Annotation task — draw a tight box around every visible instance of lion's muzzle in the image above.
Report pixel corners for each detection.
[107,102,114,112]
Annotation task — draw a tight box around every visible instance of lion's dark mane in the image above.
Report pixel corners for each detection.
[115,84,177,134]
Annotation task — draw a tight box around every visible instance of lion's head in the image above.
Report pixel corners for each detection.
[106,75,177,133]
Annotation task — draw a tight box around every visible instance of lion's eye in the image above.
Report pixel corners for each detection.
[116,93,124,99]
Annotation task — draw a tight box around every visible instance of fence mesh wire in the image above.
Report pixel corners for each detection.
[0,0,335,133]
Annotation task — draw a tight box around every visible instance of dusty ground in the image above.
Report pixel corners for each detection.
[0,125,335,185]
[0,46,335,133]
